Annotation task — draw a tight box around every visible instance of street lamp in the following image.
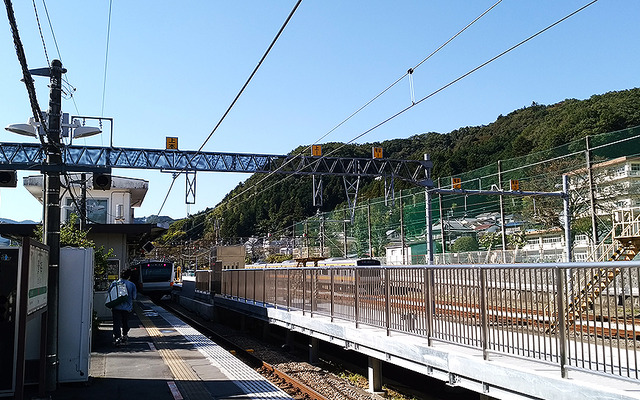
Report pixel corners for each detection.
[5,117,42,137]
[5,114,101,140]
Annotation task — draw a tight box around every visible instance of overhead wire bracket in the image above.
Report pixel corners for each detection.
[384,175,395,207]
[343,176,360,222]
[186,171,196,204]
[313,175,323,207]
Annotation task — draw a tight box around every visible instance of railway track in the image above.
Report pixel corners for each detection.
[158,300,385,400]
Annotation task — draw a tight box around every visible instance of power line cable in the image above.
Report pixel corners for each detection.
[157,0,303,216]
[40,0,61,59]
[4,0,47,146]
[38,0,78,109]
[101,0,113,117]
[233,0,600,207]
[231,0,503,203]
[159,0,501,234]
[160,0,600,242]
[31,0,49,65]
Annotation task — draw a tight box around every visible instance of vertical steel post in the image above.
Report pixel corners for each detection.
[355,267,360,328]
[399,193,406,264]
[585,136,599,255]
[479,267,489,360]
[425,267,433,345]
[424,155,434,265]
[343,212,348,257]
[287,268,291,311]
[367,201,373,257]
[263,267,267,305]
[438,177,446,255]
[563,175,572,262]
[555,265,568,378]
[80,173,87,229]
[385,268,390,336]
[330,268,335,322]
[44,59,64,391]
[320,215,325,257]
[497,160,507,263]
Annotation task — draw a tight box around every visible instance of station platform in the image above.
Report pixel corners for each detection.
[24,298,291,400]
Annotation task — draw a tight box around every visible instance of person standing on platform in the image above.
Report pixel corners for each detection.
[110,269,137,346]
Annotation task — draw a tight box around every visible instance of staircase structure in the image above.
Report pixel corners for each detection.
[548,208,640,333]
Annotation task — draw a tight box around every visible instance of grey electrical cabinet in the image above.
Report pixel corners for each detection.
[58,247,94,383]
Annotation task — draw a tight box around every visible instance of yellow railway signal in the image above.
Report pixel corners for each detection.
[452,177,461,189]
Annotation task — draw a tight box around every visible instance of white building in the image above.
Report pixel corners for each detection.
[23,173,163,272]
[567,156,640,216]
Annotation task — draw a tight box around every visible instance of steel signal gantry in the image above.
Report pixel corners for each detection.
[0,142,431,180]
[0,141,433,208]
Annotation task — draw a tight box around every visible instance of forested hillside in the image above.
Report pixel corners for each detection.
[160,88,640,244]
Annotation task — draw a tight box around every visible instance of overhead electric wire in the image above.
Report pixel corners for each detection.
[160,0,500,238]
[4,0,47,146]
[156,0,304,216]
[101,0,113,117]
[233,0,600,208]
[230,0,503,204]
[38,0,78,109]
[161,0,599,242]
[31,0,49,65]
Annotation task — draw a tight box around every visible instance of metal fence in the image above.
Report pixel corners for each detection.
[221,261,640,381]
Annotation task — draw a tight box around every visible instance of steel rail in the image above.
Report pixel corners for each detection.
[159,301,330,400]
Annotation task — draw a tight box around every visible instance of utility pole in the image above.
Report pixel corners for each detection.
[343,210,348,257]
[399,193,406,265]
[497,160,507,263]
[424,154,434,265]
[41,59,65,390]
[367,201,372,257]
[80,172,87,230]
[585,136,599,256]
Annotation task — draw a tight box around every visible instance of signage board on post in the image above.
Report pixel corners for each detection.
[27,244,49,316]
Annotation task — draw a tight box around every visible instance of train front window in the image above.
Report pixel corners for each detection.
[141,263,172,282]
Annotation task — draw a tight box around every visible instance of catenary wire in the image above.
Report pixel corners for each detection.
[31,0,49,65]
[101,0,113,117]
[229,0,600,208]
[230,0,503,203]
[38,0,78,110]
[157,0,600,243]
[156,0,303,216]
[40,0,61,59]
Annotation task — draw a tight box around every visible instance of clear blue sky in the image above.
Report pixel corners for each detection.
[1,1,638,222]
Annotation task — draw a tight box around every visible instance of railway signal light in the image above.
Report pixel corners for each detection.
[93,172,111,190]
[452,177,461,189]
[0,170,17,187]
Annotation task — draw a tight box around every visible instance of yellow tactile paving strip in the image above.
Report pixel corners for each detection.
[135,303,212,400]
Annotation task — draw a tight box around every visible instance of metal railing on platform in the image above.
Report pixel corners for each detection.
[221,262,640,381]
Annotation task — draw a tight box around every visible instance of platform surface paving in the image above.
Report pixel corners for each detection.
[24,298,291,400]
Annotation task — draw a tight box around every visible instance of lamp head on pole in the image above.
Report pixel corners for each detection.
[5,117,42,137]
